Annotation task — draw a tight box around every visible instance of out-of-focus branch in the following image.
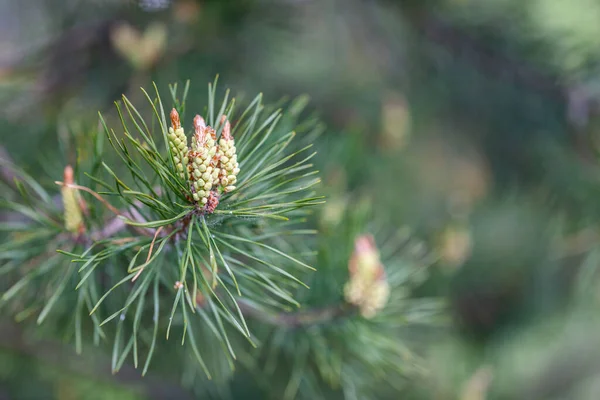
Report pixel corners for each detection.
[0,321,193,400]
[86,186,166,240]
[0,145,17,189]
[237,299,354,328]
[1,160,156,239]
[89,205,155,241]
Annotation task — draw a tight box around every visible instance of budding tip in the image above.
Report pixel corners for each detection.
[170,108,181,129]
[193,115,206,133]
[222,120,232,140]
[64,165,74,185]
[355,234,376,253]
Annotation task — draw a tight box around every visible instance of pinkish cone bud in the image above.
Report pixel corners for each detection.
[348,234,385,280]
[193,114,206,133]
[344,234,389,318]
[170,108,181,129]
[64,165,75,185]
[222,119,232,140]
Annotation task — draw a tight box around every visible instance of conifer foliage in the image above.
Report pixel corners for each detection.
[0,78,324,376]
[0,77,442,399]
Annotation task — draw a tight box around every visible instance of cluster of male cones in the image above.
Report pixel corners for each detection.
[168,109,240,213]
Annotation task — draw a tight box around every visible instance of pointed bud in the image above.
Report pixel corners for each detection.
[61,165,84,234]
[221,116,232,141]
[343,234,389,318]
[64,165,75,185]
[193,114,206,133]
[170,108,181,129]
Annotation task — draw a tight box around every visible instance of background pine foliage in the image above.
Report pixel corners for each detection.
[4,0,600,399]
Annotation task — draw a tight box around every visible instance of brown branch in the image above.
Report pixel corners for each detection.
[89,204,154,241]
[90,216,128,241]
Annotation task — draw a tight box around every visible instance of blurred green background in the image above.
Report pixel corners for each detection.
[4,0,600,399]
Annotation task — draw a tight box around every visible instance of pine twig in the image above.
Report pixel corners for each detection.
[89,203,155,240]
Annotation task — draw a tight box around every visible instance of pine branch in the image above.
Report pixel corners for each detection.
[90,213,138,241]
[88,198,157,241]
[0,78,324,378]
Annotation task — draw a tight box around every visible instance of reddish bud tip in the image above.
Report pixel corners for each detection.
[354,234,376,254]
[64,165,74,185]
[170,108,181,129]
[193,114,206,134]
[348,234,381,277]
[222,120,232,140]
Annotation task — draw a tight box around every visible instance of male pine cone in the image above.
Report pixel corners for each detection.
[168,109,189,182]
[188,114,218,205]
[167,109,240,208]
[216,116,239,193]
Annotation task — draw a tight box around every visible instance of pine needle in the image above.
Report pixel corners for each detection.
[132,226,164,282]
